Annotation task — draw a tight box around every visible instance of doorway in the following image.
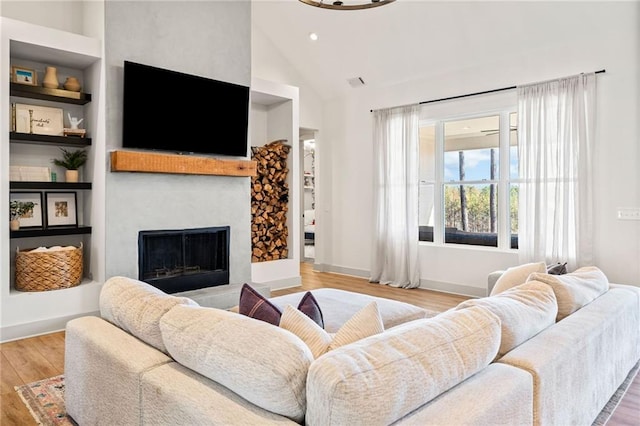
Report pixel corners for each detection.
[300,130,316,262]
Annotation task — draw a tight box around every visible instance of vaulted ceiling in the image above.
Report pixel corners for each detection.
[252,1,613,101]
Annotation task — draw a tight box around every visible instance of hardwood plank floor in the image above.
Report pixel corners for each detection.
[0,263,637,425]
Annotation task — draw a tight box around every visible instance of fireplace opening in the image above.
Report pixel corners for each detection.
[138,226,230,294]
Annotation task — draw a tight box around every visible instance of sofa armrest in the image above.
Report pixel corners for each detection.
[497,288,640,426]
[487,270,505,295]
[65,316,173,425]
[394,363,532,425]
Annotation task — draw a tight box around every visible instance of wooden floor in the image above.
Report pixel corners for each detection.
[0,263,637,425]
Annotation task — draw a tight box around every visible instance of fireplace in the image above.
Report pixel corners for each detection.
[138,226,230,294]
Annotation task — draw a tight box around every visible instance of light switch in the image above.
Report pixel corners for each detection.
[617,208,640,220]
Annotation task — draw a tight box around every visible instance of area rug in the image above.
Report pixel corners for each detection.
[14,374,76,426]
[15,362,639,426]
[592,360,640,426]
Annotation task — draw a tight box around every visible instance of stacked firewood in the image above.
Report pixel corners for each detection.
[250,140,290,262]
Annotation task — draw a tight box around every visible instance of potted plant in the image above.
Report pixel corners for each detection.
[52,148,88,183]
[9,200,36,230]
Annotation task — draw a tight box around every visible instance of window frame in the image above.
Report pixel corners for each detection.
[419,104,518,251]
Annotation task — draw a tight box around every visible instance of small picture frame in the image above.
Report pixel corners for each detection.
[10,192,43,228]
[11,66,37,86]
[45,192,77,227]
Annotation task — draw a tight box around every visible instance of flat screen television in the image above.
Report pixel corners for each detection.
[122,60,249,157]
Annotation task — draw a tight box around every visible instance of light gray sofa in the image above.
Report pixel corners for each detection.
[64,270,640,426]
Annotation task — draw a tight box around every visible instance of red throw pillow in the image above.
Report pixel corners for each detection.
[238,283,323,328]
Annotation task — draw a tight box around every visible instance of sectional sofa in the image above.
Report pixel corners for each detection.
[64,265,640,425]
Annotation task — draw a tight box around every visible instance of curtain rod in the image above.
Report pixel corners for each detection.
[370,69,606,112]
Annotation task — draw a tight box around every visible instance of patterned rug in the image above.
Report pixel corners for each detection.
[14,375,76,426]
[15,362,639,426]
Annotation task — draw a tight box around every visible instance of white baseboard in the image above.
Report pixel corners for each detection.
[0,310,99,343]
[317,264,485,298]
[419,279,485,298]
[259,276,302,291]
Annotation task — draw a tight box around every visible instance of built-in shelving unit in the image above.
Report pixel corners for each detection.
[9,86,93,239]
[1,17,105,341]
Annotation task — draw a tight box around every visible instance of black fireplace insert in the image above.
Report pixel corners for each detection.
[138,226,230,294]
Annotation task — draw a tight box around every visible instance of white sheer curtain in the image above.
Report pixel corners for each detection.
[517,73,596,270]
[370,105,421,288]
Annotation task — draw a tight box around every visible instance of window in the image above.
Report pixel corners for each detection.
[419,107,518,249]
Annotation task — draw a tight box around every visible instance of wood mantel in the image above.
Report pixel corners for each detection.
[110,150,257,177]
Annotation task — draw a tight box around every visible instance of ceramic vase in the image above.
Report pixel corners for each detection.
[10,219,20,231]
[63,77,81,92]
[43,66,59,89]
[65,170,79,183]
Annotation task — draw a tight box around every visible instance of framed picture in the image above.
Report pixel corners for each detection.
[11,66,37,86]
[45,192,77,227]
[9,192,43,228]
[14,103,64,136]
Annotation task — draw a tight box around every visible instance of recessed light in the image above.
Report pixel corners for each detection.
[309,32,319,41]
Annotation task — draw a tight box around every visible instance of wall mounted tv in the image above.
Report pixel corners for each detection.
[122,60,249,157]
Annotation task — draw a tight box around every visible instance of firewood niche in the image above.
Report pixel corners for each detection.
[251,140,290,262]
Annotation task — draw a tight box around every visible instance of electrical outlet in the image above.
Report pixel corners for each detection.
[617,208,640,221]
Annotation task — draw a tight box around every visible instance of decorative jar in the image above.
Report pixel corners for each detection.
[63,77,81,92]
[42,66,59,89]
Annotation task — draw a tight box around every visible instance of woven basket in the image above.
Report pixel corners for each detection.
[15,243,83,292]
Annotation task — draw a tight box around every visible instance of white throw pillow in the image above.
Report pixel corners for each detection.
[456,281,558,357]
[527,266,609,321]
[490,261,547,295]
[279,301,384,359]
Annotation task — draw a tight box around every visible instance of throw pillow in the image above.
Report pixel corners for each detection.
[490,261,547,295]
[238,283,282,325]
[280,301,384,359]
[297,291,324,329]
[527,266,609,321]
[547,262,568,275]
[238,283,324,327]
[455,281,558,357]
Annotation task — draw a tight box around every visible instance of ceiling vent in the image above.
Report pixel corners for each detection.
[347,77,365,88]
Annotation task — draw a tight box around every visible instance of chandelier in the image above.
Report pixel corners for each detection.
[298,0,396,11]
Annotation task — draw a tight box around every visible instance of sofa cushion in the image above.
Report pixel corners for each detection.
[528,266,609,321]
[455,281,558,357]
[490,261,546,295]
[305,306,501,426]
[99,276,198,353]
[159,304,313,422]
[279,301,384,359]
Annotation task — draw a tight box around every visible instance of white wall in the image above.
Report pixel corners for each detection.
[0,1,84,35]
[256,1,640,293]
